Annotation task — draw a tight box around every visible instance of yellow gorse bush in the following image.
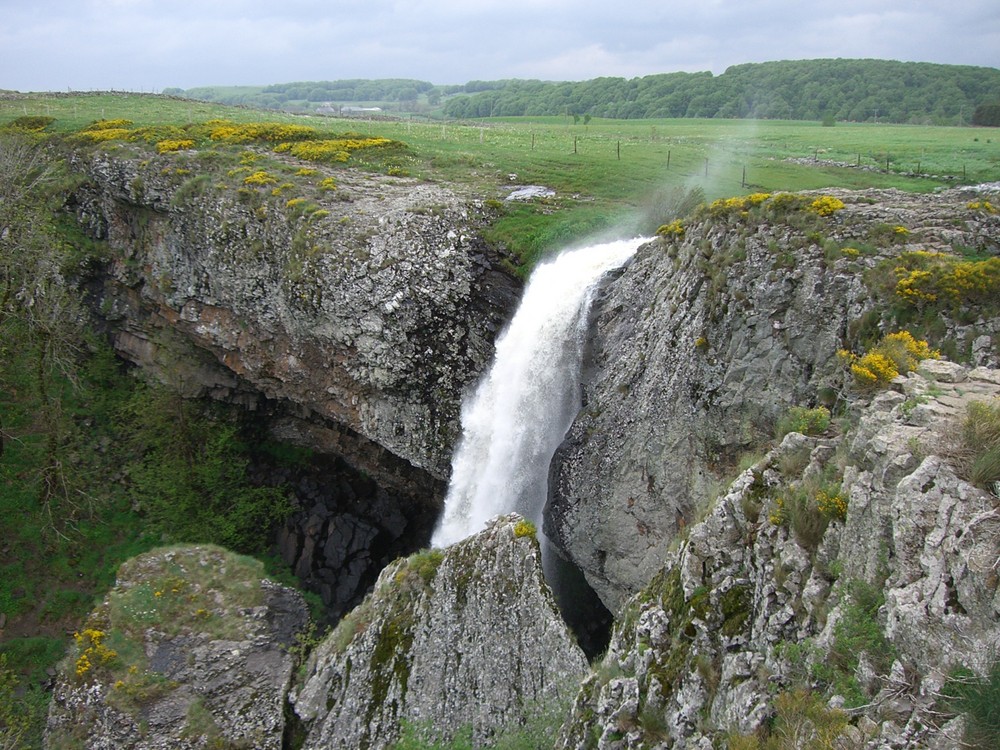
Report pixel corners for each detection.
[77,127,132,143]
[207,121,318,144]
[816,489,848,520]
[892,251,1000,310]
[967,200,997,214]
[82,119,133,132]
[839,330,939,391]
[243,170,278,187]
[73,629,117,679]
[274,137,394,164]
[808,195,846,216]
[656,219,685,239]
[155,139,195,153]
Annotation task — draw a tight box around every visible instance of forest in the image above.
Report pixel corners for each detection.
[166,59,1000,125]
[442,59,1000,124]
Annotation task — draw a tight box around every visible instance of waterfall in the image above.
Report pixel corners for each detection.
[432,237,646,548]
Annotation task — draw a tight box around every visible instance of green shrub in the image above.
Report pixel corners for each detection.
[808,579,896,707]
[120,385,292,554]
[4,115,55,132]
[775,406,831,439]
[0,655,31,749]
[943,661,1000,748]
[955,399,1000,490]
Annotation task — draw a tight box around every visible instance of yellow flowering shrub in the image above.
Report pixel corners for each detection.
[766,192,810,213]
[891,251,1000,311]
[768,496,786,526]
[207,121,318,144]
[296,167,318,176]
[82,119,133,132]
[967,200,996,214]
[77,127,131,143]
[286,197,306,209]
[707,195,752,216]
[808,195,846,216]
[155,139,195,153]
[656,219,685,239]
[318,177,338,191]
[816,489,848,520]
[839,331,939,391]
[274,137,395,164]
[513,518,536,538]
[73,629,118,680]
[243,170,278,187]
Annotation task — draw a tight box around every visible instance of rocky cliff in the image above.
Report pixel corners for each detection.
[72,149,519,485]
[45,518,588,750]
[558,359,1000,749]
[292,514,587,749]
[549,187,1000,611]
[45,545,308,749]
[69,147,520,617]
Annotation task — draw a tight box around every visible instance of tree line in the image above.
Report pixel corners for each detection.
[442,59,1000,124]
[164,60,1000,125]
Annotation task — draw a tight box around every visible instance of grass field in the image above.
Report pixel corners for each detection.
[3,91,999,261]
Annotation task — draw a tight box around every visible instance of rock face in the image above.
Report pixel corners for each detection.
[558,362,1000,749]
[549,187,1000,611]
[68,148,520,623]
[45,545,308,750]
[71,149,520,485]
[292,514,589,749]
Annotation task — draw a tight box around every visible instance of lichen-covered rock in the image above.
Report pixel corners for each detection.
[292,514,588,749]
[549,187,1000,611]
[558,363,1000,749]
[44,545,308,750]
[71,150,519,486]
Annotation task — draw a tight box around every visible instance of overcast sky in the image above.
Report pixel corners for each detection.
[2,0,998,92]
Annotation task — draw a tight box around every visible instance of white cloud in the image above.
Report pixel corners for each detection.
[0,0,996,91]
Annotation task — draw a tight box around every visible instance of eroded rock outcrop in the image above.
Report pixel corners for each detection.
[72,150,519,485]
[292,514,589,749]
[558,362,1000,749]
[45,545,308,749]
[549,187,1000,611]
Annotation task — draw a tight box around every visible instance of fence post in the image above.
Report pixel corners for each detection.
[617,140,620,160]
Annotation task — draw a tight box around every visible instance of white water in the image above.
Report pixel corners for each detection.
[432,237,646,548]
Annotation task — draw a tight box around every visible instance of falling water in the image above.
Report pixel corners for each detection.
[432,237,646,548]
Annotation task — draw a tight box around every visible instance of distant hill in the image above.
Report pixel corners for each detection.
[167,59,1000,124]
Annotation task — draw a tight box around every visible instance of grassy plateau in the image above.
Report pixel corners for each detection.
[2,91,998,265]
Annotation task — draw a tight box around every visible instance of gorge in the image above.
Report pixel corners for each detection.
[12,129,1000,748]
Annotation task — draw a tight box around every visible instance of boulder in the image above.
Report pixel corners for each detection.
[45,545,308,750]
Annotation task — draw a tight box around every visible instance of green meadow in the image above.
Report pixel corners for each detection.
[3,92,999,263]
